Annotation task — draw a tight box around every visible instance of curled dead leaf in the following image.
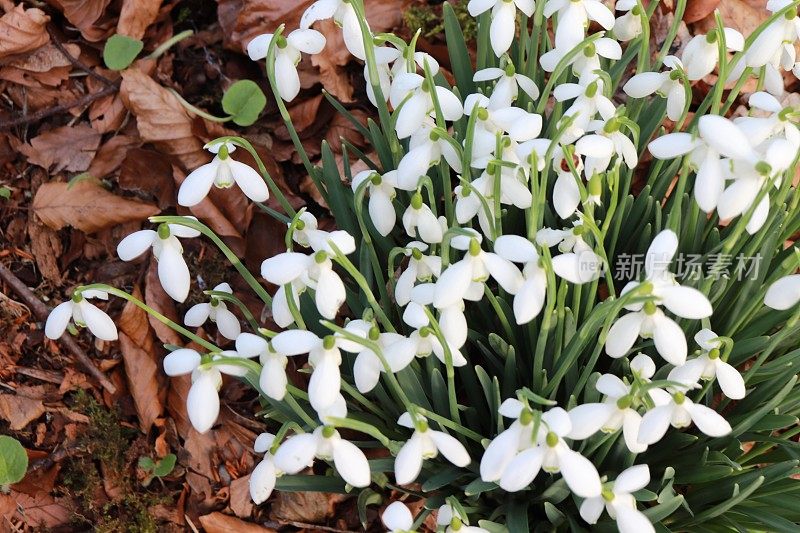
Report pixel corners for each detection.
[18,123,102,173]
[117,0,163,39]
[32,180,160,234]
[199,512,277,533]
[0,4,49,61]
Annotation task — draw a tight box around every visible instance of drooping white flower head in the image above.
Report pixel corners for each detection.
[402,194,445,244]
[480,398,540,482]
[467,0,535,57]
[579,464,655,533]
[437,503,489,533]
[352,169,398,236]
[250,433,279,504]
[45,289,117,342]
[495,406,602,497]
[301,0,365,60]
[494,235,548,324]
[247,29,326,102]
[745,0,800,72]
[382,501,414,532]
[395,242,442,307]
[680,28,743,81]
[396,121,463,191]
[178,142,269,207]
[638,368,732,445]
[554,76,617,144]
[273,423,372,489]
[394,412,471,485]
[163,348,258,433]
[623,56,687,122]
[764,274,800,310]
[117,219,201,303]
[670,329,746,400]
[543,0,615,50]
[734,92,800,150]
[235,332,293,401]
[606,230,713,365]
[540,36,621,79]
[184,283,241,340]
[536,223,603,285]
[613,0,643,42]
[473,66,540,109]
[390,73,464,139]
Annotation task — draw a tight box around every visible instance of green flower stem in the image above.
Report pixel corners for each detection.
[148,30,194,60]
[654,0,686,69]
[79,284,220,353]
[327,416,393,448]
[535,34,602,116]
[168,88,232,123]
[150,215,273,306]
[284,283,307,330]
[353,179,390,306]
[710,12,728,115]
[415,408,483,442]
[533,248,558,390]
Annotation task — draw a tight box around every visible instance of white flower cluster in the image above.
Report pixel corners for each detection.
[43,0,800,530]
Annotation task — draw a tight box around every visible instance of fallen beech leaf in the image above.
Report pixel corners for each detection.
[0,392,45,430]
[18,124,101,173]
[32,180,159,234]
[683,0,721,23]
[199,512,277,533]
[86,134,142,179]
[120,67,210,170]
[118,285,165,432]
[52,0,112,41]
[693,0,768,36]
[0,4,49,60]
[118,147,175,209]
[117,0,163,39]
[272,490,346,524]
[1,42,78,73]
[229,474,254,518]
[1,491,72,528]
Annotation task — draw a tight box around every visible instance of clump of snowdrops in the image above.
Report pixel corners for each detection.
[46,0,800,530]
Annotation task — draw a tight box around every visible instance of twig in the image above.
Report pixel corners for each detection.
[0,263,117,394]
[0,82,119,131]
[46,26,115,87]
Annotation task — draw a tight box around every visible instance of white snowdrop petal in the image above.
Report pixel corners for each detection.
[646,229,678,276]
[79,301,119,341]
[261,253,310,285]
[187,371,220,434]
[596,374,629,397]
[764,275,800,310]
[716,361,746,400]
[429,430,471,467]
[648,133,697,159]
[394,434,424,485]
[514,275,546,324]
[271,330,320,355]
[658,285,713,319]
[353,351,382,393]
[382,501,414,531]
[698,115,755,161]
[184,304,210,327]
[235,332,268,358]
[616,506,656,533]
[117,230,157,261]
[434,260,473,309]
[499,398,524,418]
[249,457,276,504]
[638,405,673,445]
[230,160,269,202]
[163,349,201,376]
[332,439,371,487]
[158,243,191,303]
[622,410,647,453]
[275,52,301,102]
[308,355,341,412]
[579,496,605,525]
[498,447,544,492]
[315,268,346,319]
[567,403,614,440]
[260,357,288,401]
[490,2,516,57]
[652,314,688,366]
[214,308,241,340]
[178,162,218,206]
[686,402,732,437]
[472,66,504,81]
[542,407,572,437]
[558,449,602,498]
[553,171,581,219]
[287,28,326,55]
[45,301,74,339]
[246,34,273,61]
[605,313,644,358]
[483,253,524,293]
[614,464,650,494]
[274,433,318,474]
[479,427,519,482]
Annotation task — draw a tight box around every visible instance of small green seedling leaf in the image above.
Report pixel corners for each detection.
[222,80,267,126]
[138,453,176,487]
[0,436,28,486]
[104,35,144,71]
[0,186,10,199]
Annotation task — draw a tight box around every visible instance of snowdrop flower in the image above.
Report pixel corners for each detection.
[567,356,657,453]
[680,28,743,81]
[544,0,615,50]
[434,236,523,309]
[554,77,616,143]
[45,289,117,342]
[178,142,268,207]
[117,220,201,303]
[352,169,398,236]
[473,66,539,109]
[163,348,256,433]
[764,273,800,310]
[464,93,543,142]
[467,0,535,57]
[301,0,365,59]
[394,412,471,485]
[351,324,416,393]
[494,235,548,324]
[395,242,442,306]
[291,212,356,256]
[382,501,415,532]
[396,121,462,190]
[247,29,326,102]
[540,37,622,79]
[613,0,643,42]
[264,250,346,320]
[404,283,472,358]
[454,176,495,237]
[184,283,240,340]
[480,399,539,482]
[403,194,444,243]
[745,0,800,72]
[576,116,638,178]
[273,425,371,488]
[605,230,713,366]
[623,56,687,121]
[270,330,349,414]
[649,115,756,214]
[390,73,464,139]
[497,407,602,497]
[638,369,732,445]
[250,433,279,504]
[579,465,655,533]
[536,223,603,285]
[671,329,745,400]
[548,151,585,219]
[235,333,293,401]
[260,252,312,327]
[734,92,800,148]
[437,504,489,533]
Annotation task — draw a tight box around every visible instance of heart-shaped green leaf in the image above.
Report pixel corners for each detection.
[222,80,267,126]
[103,34,144,71]
[0,436,28,486]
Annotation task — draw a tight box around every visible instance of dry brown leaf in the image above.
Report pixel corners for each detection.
[0,392,45,430]
[53,0,113,41]
[0,4,49,61]
[86,134,142,179]
[229,474,254,518]
[18,123,102,173]
[117,0,163,39]
[0,42,79,88]
[693,0,768,36]
[27,215,63,284]
[118,147,175,209]
[271,490,345,524]
[683,0,721,23]
[1,491,73,528]
[32,180,160,234]
[118,285,165,432]
[120,67,210,170]
[199,512,277,533]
